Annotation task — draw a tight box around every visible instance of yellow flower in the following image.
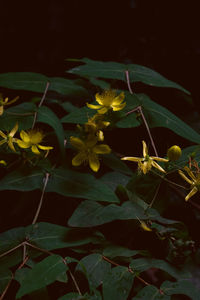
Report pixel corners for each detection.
[0,94,19,115]
[70,136,111,172]
[178,166,200,201]
[121,141,168,174]
[0,160,6,166]
[87,90,126,114]
[85,114,110,141]
[0,123,18,151]
[17,129,53,155]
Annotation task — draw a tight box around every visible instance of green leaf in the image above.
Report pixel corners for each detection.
[130,258,190,280]
[68,58,189,94]
[37,105,65,155]
[103,266,134,300]
[0,269,12,294]
[0,168,44,192]
[133,285,170,300]
[102,154,133,175]
[136,93,200,144]
[100,172,131,191]
[47,167,119,203]
[15,255,68,298]
[103,245,139,259]
[76,253,111,288]
[161,280,200,300]
[59,291,102,300]
[61,106,95,124]
[0,102,36,130]
[0,72,87,95]
[68,200,162,227]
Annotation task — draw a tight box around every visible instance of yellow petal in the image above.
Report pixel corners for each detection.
[20,130,30,143]
[17,140,30,149]
[95,93,105,105]
[5,96,19,106]
[152,160,166,173]
[89,153,100,172]
[97,107,108,114]
[112,92,125,105]
[97,130,104,141]
[184,166,197,182]
[70,136,85,150]
[151,156,169,162]
[86,103,102,110]
[8,138,16,152]
[142,141,148,157]
[0,106,4,115]
[112,102,126,111]
[9,123,18,137]
[0,130,7,139]
[38,145,53,150]
[185,186,198,201]
[0,140,6,146]
[121,156,140,162]
[141,160,152,174]
[93,144,111,154]
[178,170,193,185]
[31,145,40,155]
[0,160,6,166]
[140,221,152,232]
[72,152,86,166]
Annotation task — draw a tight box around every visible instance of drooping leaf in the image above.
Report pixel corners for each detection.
[0,102,36,130]
[61,106,95,124]
[136,93,200,144]
[161,280,200,300]
[15,255,68,298]
[102,154,133,175]
[76,253,111,288]
[103,266,134,300]
[0,72,87,95]
[46,167,119,203]
[133,285,170,300]
[68,58,189,94]
[59,291,102,300]
[68,199,174,227]
[130,258,190,280]
[103,245,139,259]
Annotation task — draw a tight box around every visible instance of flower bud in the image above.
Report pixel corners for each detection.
[167,145,182,161]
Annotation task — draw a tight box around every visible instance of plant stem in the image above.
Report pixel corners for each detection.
[32,81,50,129]
[125,70,158,156]
[32,172,49,224]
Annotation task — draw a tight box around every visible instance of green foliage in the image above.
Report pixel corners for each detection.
[0,58,199,299]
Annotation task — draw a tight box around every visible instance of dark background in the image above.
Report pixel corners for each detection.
[0,0,200,103]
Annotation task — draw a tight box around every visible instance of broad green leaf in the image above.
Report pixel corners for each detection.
[27,222,103,250]
[161,280,200,300]
[89,78,110,89]
[130,258,190,279]
[103,266,134,300]
[103,245,139,259]
[68,199,167,227]
[0,269,12,294]
[47,167,119,203]
[0,102,36,130]
[0,72,87,95]
[136,93,200,144]
[0,168,44,192]
[100,172,131,191]
[37,105,65,155]
[61,106,95,124]
[102,154,133,175]
[133,285,170,300]
[68,58,189,94]
[76,253,110,288]
[16,255,68,298]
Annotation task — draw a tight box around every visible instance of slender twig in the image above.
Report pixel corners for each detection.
[25,241,53,256]
[69,269,82,295]
[125,70,158,156]
[0,242,24,259]
[32,172,50,224]
[23,243,27,261]
[148,183,161,208]
[0,273,14,300]
[32,81,50,129]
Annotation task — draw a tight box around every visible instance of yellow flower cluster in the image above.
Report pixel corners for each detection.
[0,123,53,156]
[70,89,126,172]
[0,94,19,115]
